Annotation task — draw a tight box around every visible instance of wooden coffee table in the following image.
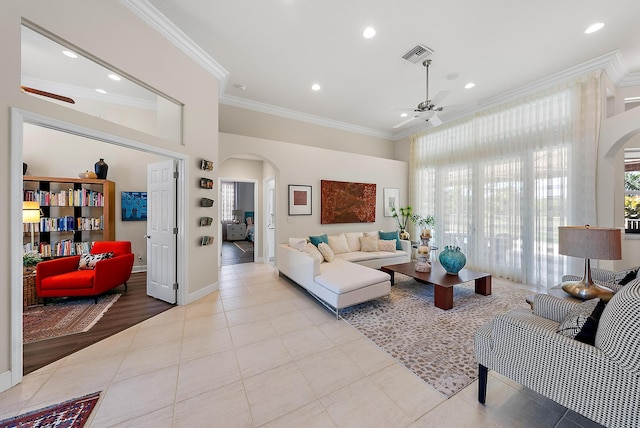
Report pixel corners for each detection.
[381,261,492,310]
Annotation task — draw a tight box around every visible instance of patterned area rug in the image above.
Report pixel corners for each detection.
[23,294,121,344]
[341,274,531,398]
[233,240,254,252]
[0,391,100,427]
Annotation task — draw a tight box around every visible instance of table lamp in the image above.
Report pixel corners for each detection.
[559,225,622,300]
[22,201,41,250]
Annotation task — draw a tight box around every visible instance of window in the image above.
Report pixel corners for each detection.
[624,149,640,233]
[410,74,600,287]
[220,181,235,222]
[21,25,183,144]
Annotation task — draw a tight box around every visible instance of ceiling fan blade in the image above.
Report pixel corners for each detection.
[430,90,450,107]
[428,112,443,127]
[21,86,75,104]
[441,101,478,112]
[392,115,419,129]
[389,107,418,112]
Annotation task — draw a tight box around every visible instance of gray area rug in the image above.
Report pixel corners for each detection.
[341,273,532,397]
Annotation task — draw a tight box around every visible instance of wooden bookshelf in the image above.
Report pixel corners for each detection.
[23,176,115,256]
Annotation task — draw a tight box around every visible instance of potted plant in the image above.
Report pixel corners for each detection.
[410,213,435,238]
[23,250,42,275]
[391,206,413,240]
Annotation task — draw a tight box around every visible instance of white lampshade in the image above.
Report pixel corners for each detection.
[22,201,41,224]
[558,225,622,260]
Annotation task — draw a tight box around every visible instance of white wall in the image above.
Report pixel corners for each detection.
[219,132,409,248]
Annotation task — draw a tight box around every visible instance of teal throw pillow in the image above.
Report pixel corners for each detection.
[379,230,402,250]
[309,234,328,248]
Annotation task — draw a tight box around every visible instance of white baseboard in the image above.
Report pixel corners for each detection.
[0,370,13,393]
[184,281,219,305]
[132,265,147,273]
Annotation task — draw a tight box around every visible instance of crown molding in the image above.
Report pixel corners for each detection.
[220,95,395,140]
[119,0,228,95]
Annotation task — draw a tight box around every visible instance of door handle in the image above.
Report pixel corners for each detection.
[144,235,151,239]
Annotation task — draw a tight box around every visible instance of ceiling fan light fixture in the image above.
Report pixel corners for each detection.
[363,27,376,39]
[585,22,604,34]
[400,113,408,117]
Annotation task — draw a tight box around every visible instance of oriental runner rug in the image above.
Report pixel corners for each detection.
[0,391,100,427]
[23,294,120,344]
[341,274,532,397]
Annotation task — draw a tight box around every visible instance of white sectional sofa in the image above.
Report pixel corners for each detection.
[276,231,411,317]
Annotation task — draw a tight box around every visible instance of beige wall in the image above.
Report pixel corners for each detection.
[1,0,218,388]
[220,104,397,159]
[219,132,409,246]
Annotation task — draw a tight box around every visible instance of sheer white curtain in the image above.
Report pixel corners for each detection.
[409,72,601,287]
[220,181,235,222]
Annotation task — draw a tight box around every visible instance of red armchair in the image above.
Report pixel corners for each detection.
[36,241,134,303]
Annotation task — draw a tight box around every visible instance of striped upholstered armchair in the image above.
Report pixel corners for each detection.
[474,280,640,428]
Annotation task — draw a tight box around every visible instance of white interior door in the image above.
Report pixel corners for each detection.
[147,159,177,304]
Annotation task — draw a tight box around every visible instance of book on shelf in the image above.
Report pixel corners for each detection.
[23,188,104,207]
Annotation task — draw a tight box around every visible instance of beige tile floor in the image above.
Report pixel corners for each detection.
[0,263,603,427]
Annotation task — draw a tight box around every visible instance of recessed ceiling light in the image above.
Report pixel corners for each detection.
[400,113,408,118]
[95,88,107,94]
[363,27,376,39]
[585,23,604,34]
[62,50,78,59]
[108,73,121,81]
[311,83,321,91]
[464,82,476,89]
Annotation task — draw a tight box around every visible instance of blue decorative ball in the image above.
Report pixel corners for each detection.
[439,245,466,275]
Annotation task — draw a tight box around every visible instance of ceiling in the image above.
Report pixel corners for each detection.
[22,0,640,140]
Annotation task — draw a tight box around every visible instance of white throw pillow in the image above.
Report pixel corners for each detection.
[364,230,379,237]
[378,239,396,252]
[345,232,363,252]
[328,233,351,254]
[302,242,324,262]
[318,242,335,262]
[288,237,307,251]
[78,252,113,270]
[360,236,379,252]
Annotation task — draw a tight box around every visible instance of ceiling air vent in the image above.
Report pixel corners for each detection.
[401,44,434,64]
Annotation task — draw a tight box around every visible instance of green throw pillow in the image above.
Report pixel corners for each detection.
[309,234,328,247]
[379,230,402,250]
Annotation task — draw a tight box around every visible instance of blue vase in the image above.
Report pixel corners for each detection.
[439,245,466,275]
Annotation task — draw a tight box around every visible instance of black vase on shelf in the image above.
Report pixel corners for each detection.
[23,162,27,175]
[94,158,108,179]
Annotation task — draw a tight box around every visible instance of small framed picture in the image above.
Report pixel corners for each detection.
[200,217,213,226]
[289,185,312,215]
[383,188,400,217]
[200,159,214,171]
[201,198,214,207]
[201,236,214,246]
[200,178,213,189]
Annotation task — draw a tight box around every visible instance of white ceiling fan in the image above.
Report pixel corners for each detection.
[392,59,450,129]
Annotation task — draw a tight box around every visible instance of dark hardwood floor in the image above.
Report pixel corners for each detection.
[23,272,173,375]
[221,240,254,266]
